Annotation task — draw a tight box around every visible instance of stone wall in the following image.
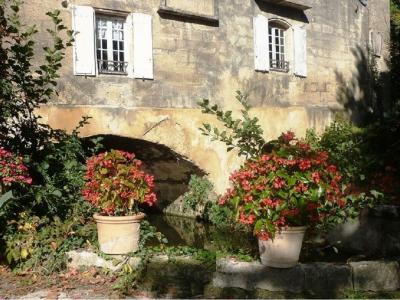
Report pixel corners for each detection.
[21,0,390,193]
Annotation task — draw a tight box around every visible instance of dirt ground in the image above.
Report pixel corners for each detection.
[0,265,152,299]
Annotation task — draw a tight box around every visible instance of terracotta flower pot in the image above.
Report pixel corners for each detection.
[94,213,145,255]
[258,226,307,268]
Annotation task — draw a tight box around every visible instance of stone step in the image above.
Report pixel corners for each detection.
[214,257,400,295]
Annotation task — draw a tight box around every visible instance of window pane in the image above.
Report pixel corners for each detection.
[96,16,126,73]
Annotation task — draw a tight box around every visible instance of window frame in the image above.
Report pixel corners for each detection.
[95,14,129,75]
[268,23,289,73]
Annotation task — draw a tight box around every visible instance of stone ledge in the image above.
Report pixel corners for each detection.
[158,5,219,25]
[350,261,400,291]
[215,258,400,294]
[67,250,206,271]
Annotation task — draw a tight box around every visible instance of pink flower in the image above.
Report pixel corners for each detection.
[280,131,295,143]
[273,177,286,189]
[311,172,321,184]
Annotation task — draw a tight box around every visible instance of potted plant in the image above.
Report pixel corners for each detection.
[83,150,157,255]
[218,132,362,268]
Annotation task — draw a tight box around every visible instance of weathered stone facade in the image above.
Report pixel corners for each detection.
[21,0,390,195]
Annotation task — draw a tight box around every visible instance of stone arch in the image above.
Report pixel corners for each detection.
[86,134,206,211]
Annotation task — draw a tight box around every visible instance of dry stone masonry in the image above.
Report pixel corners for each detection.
[22,0,390,194]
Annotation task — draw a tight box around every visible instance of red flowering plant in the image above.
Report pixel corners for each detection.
[219,131,367,241]
[82,150,157,216]
[0,147,32,196]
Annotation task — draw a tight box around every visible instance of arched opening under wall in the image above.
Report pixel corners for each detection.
[86,134,206,212]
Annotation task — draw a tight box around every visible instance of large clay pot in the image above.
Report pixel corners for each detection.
[94,213,145,255]
[258,226,307,268]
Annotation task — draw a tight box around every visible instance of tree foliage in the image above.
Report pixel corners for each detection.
[0,0,73,155]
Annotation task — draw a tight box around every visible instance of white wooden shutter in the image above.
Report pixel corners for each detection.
[125,14,134,78]
[133,13,154,80]
[253,15,269,72]
[293,26,307,77]
[72,6,96,76]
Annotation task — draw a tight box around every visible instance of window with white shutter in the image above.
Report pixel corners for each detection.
[71,7,153,79]
[253,16,294,74]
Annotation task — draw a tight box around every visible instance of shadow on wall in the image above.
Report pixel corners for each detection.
[87,135,206,211]
[334,45,391,125]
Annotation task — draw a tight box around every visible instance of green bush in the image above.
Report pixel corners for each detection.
[183,175,215,212]
[306,117,367,184]
[0,0,104,273]
[307,115,399,203]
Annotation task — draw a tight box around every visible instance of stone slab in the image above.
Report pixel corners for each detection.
[253,265,304,293]
[67,250,141,271]
[215,258,304,293]
[351,261,400,291]
[302,262,352,296]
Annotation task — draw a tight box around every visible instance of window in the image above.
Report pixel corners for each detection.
[268,26,289,72]
[72,6,154,79]
[96,16,128,75]
[253,15,307,77]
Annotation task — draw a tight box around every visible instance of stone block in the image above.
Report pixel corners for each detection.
[302,263,352,296]
[215,258,304,293]
[351,261,400,291]
[213,272,253,290]
[67,250,141,271]
[253,265,304,293]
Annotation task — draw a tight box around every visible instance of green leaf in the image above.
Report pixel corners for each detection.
[0,191,13,209]
[52,190,62,197]
[370,190,383,199]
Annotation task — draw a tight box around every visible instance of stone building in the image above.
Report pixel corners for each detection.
[22,0,390,201]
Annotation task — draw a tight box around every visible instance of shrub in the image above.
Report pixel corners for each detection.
[83,150,157,216]
[306,118,366,184]
[3,210,96,274]
[182,175,216,215]
[218,131,374,240]
[307,116,400,204]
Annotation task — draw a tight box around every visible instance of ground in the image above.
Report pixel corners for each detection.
[0,266,133,299]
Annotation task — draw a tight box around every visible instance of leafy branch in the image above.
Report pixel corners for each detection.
[198,91,266,159]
